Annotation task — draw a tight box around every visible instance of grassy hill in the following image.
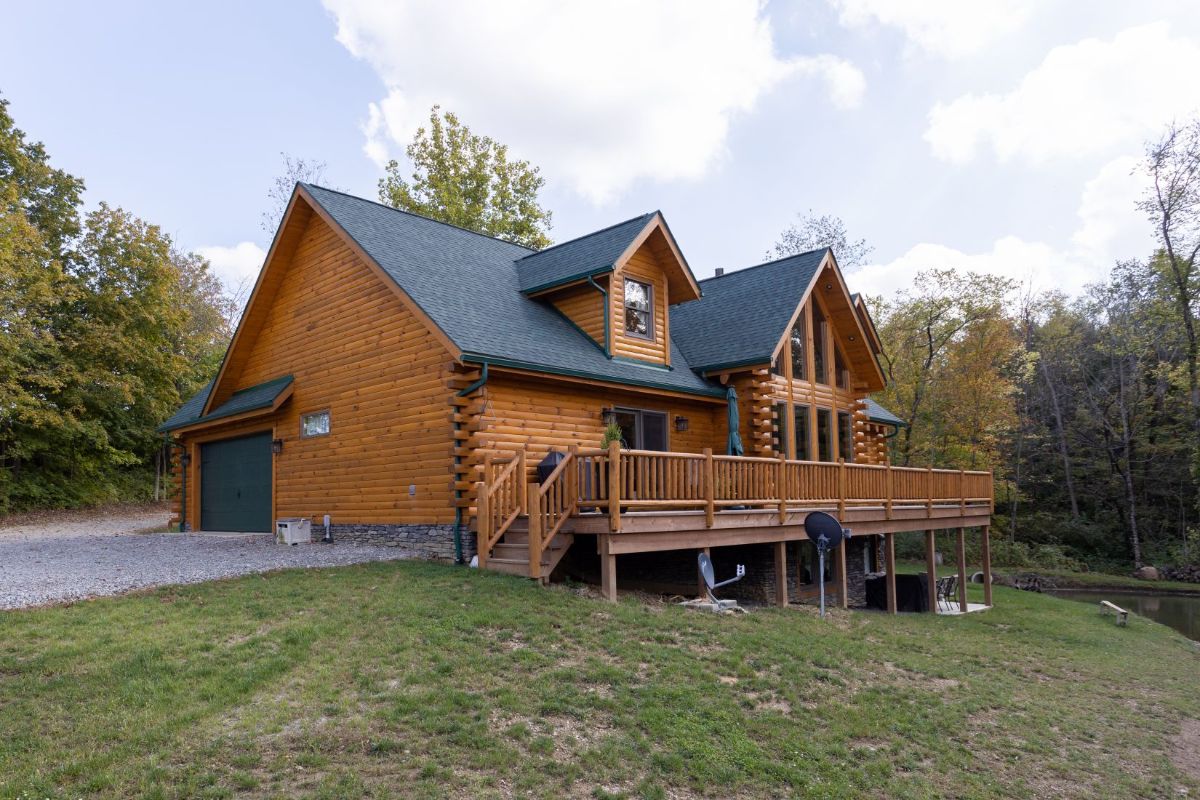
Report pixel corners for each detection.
[1,561,1197,799]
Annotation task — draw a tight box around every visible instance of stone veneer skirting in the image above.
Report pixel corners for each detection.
[327,523,474,562]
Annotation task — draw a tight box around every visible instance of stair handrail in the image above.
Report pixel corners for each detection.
[528,447,579,579]
[475,449,525,569]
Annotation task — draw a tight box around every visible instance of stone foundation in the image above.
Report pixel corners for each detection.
[327,523,473,562]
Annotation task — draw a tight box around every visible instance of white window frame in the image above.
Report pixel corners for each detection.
[623,277,654,341]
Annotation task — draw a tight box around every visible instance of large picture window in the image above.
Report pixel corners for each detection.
[612,407,668,451]
[838,411,854,463]
[813,303,828,384]
[794,405,811,461]
[817,408,832,462]
[790,310,807,381]
[623,278,653,340]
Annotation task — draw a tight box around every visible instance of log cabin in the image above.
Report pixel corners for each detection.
[161,183,993,611]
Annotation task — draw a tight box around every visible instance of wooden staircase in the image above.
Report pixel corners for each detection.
[479,522,574,579]
[475,447,583,582]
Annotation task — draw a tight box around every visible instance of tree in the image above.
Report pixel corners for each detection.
[767,211,872,267]
[261,153,327,234]
[1139,120,1200,495]
[378,106,552,249]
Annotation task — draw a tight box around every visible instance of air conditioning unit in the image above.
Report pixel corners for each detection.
[275,518,311,545]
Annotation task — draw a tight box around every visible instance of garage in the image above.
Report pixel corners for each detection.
[199,432,272,532]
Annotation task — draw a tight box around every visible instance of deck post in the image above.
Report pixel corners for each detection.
[476,481,490,568]
[527,483,542,581]
[884,532,897,614]
[837,459,847,519]
[608,440,621,533]
[926,466,933,518]
[838,539,849,609]
[774,540,788,607]
[567,444,579,515]
[885,464,893,519]
[981,525,993,606]
[955,526,968,612]
[777,452,787,524]
[703,448,715,528]
[600,535,617,602]
[924,529,937,613]
[698,546,710,598]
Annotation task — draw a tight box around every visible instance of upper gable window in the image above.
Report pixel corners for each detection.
[813,303,828,384]
[835,344,848,389]
[624,278,653,340]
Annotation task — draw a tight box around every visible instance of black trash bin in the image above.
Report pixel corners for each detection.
[537,450,566,484]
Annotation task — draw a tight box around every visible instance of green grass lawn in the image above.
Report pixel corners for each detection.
[1,562,1198,799]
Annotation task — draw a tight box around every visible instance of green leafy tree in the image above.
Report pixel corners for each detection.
[378,106,552,249]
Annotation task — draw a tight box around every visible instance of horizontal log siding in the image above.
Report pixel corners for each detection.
[475,374,722,478]
[548,278,607,349]
[611,244,670,365]
[179,214,455,529]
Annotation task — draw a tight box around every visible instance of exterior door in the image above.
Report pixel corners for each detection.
[199,432,272,531]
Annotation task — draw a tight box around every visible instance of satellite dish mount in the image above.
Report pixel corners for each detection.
[803,511,851,618]
[680,552,746,613]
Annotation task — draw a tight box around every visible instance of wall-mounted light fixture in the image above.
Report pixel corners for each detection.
[674,416,689,433]
[179,452,191,468]
[272,439,284,455]
[600,407,617,426]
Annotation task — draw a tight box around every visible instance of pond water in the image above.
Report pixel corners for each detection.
[1049,590,1200,641]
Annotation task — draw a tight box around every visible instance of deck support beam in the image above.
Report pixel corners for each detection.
[774,541,788,607]
[981,525,993,606]
[955,527,968,613]
[925,529,937,613]
[838,542,848,609]
[884,532,897,614]
[600,535,617,602]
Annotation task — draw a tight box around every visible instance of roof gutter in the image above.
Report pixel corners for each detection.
[458,352,726,399]
[586,275,611,357]
[452,361,489,565]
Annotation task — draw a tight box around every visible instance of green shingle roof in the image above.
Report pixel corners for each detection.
[669,249,828,372]
[301,185,724,397]
[515,213,654,294]
[158,375,293,432]
[865,397,905,427]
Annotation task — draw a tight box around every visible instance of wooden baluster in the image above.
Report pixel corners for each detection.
[837,459,846,520]
[703,448,715,528]
[476,480,490,568]
[528,484,543,581]
[568,445,579,515]
[517,449,527,513]
[608,440,621,533]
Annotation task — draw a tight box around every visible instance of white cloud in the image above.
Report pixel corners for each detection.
[926,22,1200,164]
[195,242,267,294]
[323,0,864,203]
[830,0,1035,59]
[847,156,1156,298]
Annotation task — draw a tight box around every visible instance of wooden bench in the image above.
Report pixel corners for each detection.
[1100,600,1129,626]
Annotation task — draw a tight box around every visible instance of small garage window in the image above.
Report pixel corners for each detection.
[300,410,331,438]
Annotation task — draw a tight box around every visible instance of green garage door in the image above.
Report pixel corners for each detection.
[200,432,272,532]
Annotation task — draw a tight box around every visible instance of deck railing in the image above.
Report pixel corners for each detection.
[568,442,992,532]
[476,443,994,550]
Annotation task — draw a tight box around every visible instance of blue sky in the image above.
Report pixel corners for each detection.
[5,1,1200,298]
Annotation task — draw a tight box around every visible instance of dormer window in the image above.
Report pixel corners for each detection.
[624,278,653,340]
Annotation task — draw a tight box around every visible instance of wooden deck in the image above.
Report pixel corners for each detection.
[475,442,994,610]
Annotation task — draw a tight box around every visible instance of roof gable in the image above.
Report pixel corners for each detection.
[670,249,828,372]
[300,185,722,397]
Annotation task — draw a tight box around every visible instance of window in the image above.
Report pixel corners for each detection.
[772,402,788,454]
[623,278,653,340]
[790,310,807,381]
[835,344,848,389]
[612,408,668,451]
[300,410,330,438]
[794,405,811,461]
[838,411,854,463]
[817,408,832,462]
[813,303,828,384]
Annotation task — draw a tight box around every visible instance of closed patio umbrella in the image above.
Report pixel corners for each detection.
[725,386,744,456]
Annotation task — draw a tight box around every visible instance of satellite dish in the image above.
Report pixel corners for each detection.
[697,552,745,604]
[804,511,845,550]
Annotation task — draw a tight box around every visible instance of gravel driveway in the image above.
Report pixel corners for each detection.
[0,508,411,609]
